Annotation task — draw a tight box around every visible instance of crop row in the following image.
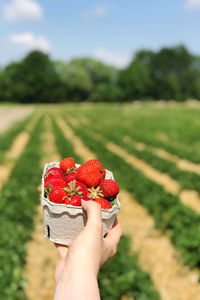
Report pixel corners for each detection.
[67,104,200,164]
[0,113,34,164]
[51,116,82,164]
[95,127,200,194]
[52,115,160,300]
[64,118,200,269]
[0,116,43,300]
[122,127,200,165]
[68,107,200,192]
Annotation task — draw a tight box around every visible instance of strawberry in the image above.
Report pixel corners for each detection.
[49,186,68,204]
[60,157,76,173]
[70,195,82,206]
[63,197,71,205]
[44,178,66,190]
[75,182,88,197]
[63,195,82,206]
[76,164,102,187]
[64,180,88,197]
[45,168,64,184]
[100,179,119,200]
[82,196,91,201]
[94,198,112,209]
[46,167,64,178]
[85,159,105,179]
[64,172,77,183]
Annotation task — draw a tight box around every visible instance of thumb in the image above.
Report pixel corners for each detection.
[81,200,102,235]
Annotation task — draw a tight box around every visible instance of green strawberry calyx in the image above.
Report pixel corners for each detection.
[88,186,104,200]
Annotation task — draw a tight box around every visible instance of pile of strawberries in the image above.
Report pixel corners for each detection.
[44,157,120,209]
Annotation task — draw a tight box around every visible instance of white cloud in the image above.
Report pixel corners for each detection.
[93,48,132,68]
[4,0,43,22]
[10,32,51,53]
[83,5,108,19]
[185,0,200,10]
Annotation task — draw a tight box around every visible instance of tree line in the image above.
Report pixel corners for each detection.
[0,45,200,102]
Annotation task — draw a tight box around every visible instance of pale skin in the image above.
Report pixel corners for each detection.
[54,200,122,300]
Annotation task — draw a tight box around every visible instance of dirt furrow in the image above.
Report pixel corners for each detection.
[123,135,200,175]
[0,113,40,189]
[122,136,200,213]
[24,116,60,300]
[57,118,200,300]
[107,142,180,195]
[83,130,200,215]
[119,190,200,300]
[0,105,34,133]
[56,116,96,161]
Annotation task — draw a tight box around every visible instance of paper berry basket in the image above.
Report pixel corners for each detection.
[41,161,121,246]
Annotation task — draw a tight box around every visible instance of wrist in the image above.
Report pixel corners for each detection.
[55,262,100,300]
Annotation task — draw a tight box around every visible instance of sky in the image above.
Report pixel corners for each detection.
[0,0,200,68]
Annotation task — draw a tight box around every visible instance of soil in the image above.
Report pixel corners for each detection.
[24,116,61,300]
[124,135,200,175]
[107,142,180,195]
[119,190,200,300]
[56,116,96,162]
[0,113,40,189]
[0,105,34,133]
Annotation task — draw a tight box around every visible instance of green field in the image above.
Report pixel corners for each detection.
[1,102,200,300]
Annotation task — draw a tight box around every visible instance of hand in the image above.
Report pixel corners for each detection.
[54,200,122,300]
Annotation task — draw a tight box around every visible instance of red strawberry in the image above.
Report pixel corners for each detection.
[49,186,68,204]
[63,198,71,205]
[100,179,119,199]
[64,180,88,197]
[60,157,76,173]
[94,198,112,209]
[82,196,91,201]
[44,178,67,189]
[85,159,105,179]
[76,164,102,187]
[46,167,64,178]
[70,195,82,206]
[64,172,77,183]
[45,167,64,183]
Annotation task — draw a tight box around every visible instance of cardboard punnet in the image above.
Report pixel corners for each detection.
[41,161,121,245]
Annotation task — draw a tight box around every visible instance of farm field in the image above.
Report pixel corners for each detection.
[1,102,200,300]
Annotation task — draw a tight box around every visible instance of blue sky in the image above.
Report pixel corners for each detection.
[0,0,200,68]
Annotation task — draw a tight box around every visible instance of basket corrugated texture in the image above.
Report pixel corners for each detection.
[41,161,121,245]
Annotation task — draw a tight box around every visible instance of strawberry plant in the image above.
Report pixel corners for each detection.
[98,235,159,300]
[69,121,200,268]
[0,116,43,299]
[0,113,34,163]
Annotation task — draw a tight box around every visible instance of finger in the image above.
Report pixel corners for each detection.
[81,200,102,235]
[55,243,69,259]
[105,218,122,246]
[111,217,119,228]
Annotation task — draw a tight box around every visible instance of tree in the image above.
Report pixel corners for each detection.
[119,50,154,100]
[54,61,92,101]
[0,51,64,102]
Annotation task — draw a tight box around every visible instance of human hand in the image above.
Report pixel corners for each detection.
[54,200,122,300]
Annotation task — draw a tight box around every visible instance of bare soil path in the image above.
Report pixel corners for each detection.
[0,105,34,133]
[0,112,40,189]
[24,116,61,300]
[106,141,200,214]
[119,190,200,300]
[124,135,200,176]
